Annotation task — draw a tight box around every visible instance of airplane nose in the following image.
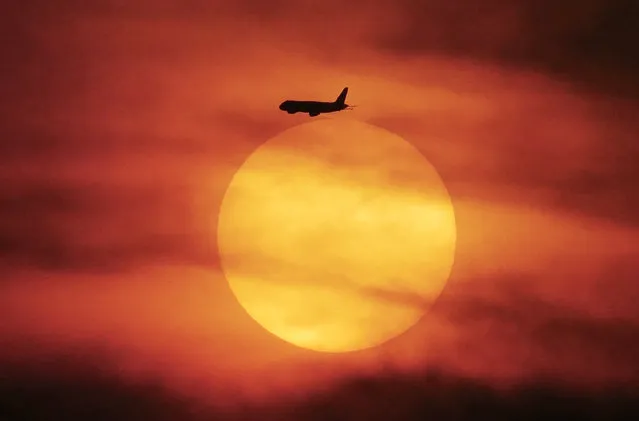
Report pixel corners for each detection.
[279,102,286,110]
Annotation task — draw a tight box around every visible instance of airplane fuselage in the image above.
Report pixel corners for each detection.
[279,100,346,117]
[279,87,350,117]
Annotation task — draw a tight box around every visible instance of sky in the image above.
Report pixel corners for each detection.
[1,0,639,419]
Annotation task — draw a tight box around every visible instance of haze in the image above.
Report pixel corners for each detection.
[1,1,638,419]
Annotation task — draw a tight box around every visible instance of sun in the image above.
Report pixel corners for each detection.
[216,119,456,353]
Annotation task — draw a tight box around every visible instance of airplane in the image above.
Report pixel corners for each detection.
[279,87,354,117]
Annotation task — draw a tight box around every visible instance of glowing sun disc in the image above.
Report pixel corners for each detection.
[217,119,456,353]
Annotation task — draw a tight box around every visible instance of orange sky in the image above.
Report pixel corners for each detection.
[1,0,639,417]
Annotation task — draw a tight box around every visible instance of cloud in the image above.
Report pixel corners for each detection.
[373,0,639,99]
[3,0,638,228]
[1,352,638,421]
[0,0,638,403]
[429,272,639,383]
[371,89,639,227]
[0,179,211,272]
[0,352,200,421]
[2,259,637,388]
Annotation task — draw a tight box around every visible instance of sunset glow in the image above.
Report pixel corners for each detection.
[1,1,638,419]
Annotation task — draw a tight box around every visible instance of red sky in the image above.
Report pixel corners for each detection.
[1,1,638,419]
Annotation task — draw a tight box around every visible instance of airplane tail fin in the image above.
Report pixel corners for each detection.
[335,87,348,105]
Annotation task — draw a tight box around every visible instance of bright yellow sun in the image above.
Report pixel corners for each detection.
[217,119,456,353]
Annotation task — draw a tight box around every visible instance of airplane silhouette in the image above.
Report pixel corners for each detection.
[279,87,353,117]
